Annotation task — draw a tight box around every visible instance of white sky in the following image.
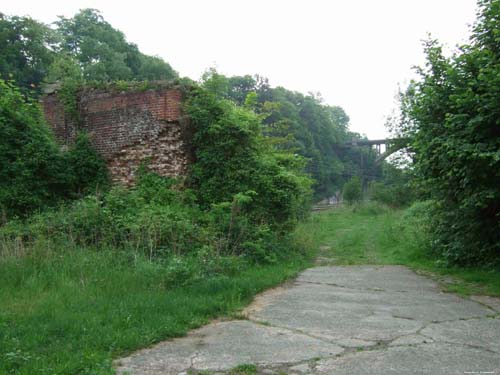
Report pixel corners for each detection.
[4,0,478,139]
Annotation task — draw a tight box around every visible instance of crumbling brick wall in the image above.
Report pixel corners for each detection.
[42,86,193,185]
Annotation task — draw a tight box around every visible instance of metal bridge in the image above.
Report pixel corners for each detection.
[342,138,408,163]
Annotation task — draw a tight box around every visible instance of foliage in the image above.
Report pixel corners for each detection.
[0,14,57,94]
[300,204,500,295]
[368,164,414,207]
[0,79,64,218]
[342,176,362,205]
[55,9,178,82]
[1,168,306,265]
[200,69,382,200]
[45,54,84,123]
[64,132,109,196]
[0,9,178,94]
[186,87,313,230]
[397,0,500,265]
[0,80,109,219]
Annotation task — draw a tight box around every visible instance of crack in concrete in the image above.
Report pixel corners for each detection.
[296,280,389,293]
[116,266,500,375]
[246,317,353,349]
[417,332,500,355]
[468,296,500,314]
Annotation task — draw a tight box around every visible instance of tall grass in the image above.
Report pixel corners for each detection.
[0,247,311,375]
[298,202,500,295]
[0,173,316,375]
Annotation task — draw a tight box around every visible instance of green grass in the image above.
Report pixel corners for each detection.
[229,364,258,375]
[2,202,499,375]
[297,202,500,296]
[0,249,313,375]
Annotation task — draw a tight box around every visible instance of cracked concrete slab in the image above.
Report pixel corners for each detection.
[296,265,439,292]
[115,320,343,374]
[314,343,500,375]
[471,295,500,312]
[421,317,500,353]
[115,266,500,375]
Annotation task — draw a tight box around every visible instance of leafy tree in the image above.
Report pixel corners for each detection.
[136,54,178,81]
[0,14,56,93]
[201,70,381,200]
[398,0,500,265]
[369,164,413,207]
[343,176,362,205]
[0,9,178,92]
[56,9,133,81]
[186,87,312,229]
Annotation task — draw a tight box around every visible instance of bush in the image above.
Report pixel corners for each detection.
[0,171,302,265]
[342,176,362,205]
[0,80,63,218]
[369,181,413,208]
[0,80,109,219]
[186,88,312,230]
[400,200,435,256]
[398,0,500,265]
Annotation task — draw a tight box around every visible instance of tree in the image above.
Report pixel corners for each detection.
[343,176,362,205]
[200,69,382,200]
[398,0,500,265]
[186,87,312,228]
[0,14,56,93]
[0,79,109,218]
[45,8,178,83]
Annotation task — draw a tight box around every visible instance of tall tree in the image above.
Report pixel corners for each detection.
[398,0,500,265]
[0,14,56,93]
[55,9,177,81]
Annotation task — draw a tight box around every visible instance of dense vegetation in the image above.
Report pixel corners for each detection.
[199,69,382,199]
[0,84,314,372]
[4,3,499,374]
[300,204,500,295]
[0,9,177,95]
[0,80,108,219]
[0,9,321,374]
[396,0,500,265]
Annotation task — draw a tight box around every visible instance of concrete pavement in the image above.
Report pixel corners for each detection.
[116,265,500,375]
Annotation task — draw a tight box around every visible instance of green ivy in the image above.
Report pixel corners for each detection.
[0,79,109,219]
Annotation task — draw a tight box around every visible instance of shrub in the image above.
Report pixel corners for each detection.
[0,79,64,218]
[342,176,362,205]
[398,0,500,265]
[0,80,109,219]
[186,87,312,230]
[368,181,413,208]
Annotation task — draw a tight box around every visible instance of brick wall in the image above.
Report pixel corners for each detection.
[41,87,193,185]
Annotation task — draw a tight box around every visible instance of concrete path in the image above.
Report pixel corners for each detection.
[115,266,500,375]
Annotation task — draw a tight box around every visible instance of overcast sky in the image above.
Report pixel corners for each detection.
[4,0,478,139]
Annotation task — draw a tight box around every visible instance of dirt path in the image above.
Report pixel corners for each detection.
[116,265,500,375]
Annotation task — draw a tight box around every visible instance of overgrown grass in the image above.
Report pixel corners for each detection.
[0,247,313,375]
[0,168,317,375]
[3,199,498,375]
[297,202,500,296]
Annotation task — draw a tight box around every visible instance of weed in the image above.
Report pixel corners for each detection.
[230,363,257,375]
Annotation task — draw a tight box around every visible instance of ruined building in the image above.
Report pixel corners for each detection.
[42,85,194,185]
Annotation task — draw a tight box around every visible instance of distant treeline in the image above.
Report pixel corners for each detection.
[198,69,385,199]
[0,9,177,92]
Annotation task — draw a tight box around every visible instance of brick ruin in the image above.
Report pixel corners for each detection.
[42,86,194,185]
